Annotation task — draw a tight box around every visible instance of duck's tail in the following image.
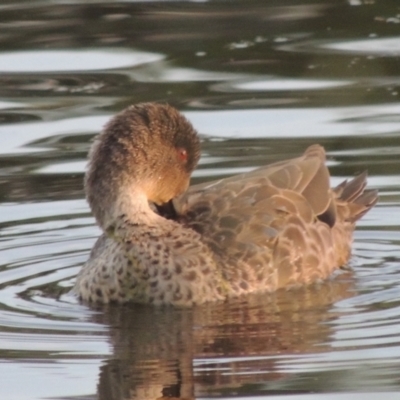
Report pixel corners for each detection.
[334,171,378,223]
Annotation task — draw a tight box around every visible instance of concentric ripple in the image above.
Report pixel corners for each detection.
[0,0,400,399]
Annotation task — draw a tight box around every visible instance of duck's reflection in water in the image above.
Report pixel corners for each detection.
[94,274,353,400]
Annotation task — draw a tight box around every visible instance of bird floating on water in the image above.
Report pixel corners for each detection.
[74,103,377,306]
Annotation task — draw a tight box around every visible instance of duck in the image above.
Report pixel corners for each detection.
[74,102,377,306]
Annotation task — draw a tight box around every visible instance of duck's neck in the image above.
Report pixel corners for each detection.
[110,188,161,227]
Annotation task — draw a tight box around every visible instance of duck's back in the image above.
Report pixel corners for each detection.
[173,145,377,293]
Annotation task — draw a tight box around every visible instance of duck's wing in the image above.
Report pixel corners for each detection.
[172,145,376,292]
[174,144,333,233]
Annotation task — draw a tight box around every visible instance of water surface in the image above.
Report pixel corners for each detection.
[0,1,400,399]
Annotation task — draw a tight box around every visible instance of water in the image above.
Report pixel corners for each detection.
[0,0,399,399]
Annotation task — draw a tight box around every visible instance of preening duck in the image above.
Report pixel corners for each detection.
[74,103,377,306]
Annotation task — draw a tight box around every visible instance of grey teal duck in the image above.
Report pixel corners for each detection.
[74,103,378,306]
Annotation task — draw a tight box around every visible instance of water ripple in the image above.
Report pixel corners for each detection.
[0,49,164,73]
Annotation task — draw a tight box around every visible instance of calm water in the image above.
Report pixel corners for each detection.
[0,1,400,399]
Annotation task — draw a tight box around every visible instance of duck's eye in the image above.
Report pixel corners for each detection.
[176,147,188,163]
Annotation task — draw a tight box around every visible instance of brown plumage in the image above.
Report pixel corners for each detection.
[73,103,378,306]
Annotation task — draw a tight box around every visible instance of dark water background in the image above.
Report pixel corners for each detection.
[0,1,400,399]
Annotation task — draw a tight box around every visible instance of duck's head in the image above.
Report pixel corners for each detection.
[85,103,200,230]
